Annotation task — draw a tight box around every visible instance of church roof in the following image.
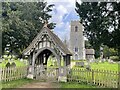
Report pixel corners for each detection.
[86,49,95,55]
[22,26,72,56]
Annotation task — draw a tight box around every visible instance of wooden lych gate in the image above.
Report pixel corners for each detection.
[22,24,72,82]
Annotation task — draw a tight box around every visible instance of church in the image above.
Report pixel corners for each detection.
[69,20,95,60]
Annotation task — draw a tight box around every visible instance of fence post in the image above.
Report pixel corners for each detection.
[118,71,120,88]
[92,69,94,84]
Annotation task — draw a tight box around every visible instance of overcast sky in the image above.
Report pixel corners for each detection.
[47,0,81,41]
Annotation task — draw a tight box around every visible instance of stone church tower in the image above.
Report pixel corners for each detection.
[69,21,85,60]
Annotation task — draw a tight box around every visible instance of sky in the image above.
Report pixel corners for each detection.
[47,0,82,41]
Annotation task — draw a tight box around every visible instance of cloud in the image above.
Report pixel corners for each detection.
[47,0,81,41]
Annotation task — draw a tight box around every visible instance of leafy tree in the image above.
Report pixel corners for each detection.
[75,2,120,59]
[2,2,55,58]
[103,45,117,59]
[85,40,92,49]
[109,2,120,59]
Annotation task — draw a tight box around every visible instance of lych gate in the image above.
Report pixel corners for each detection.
[23,24,72,82]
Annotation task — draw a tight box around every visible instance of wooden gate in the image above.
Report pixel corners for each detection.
[35,65,59,82]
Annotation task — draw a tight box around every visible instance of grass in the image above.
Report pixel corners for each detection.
[1,78,37,89]
[71,61,118,87]
[73,61,118,71]
[0,59,27,68]
[60,82,97,88]
[1,79,98,89]
[90,62,118,71]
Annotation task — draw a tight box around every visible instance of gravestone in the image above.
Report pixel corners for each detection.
[11,62,16,68]
[86,64,91,71]
[89,59,94,63]
[5,62,11,68]
[0,59,2,63]
[76,62,84,67]
[95,59,99,64]
[109,60,114,64]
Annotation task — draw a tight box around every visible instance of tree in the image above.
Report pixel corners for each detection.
[2,2,55,58]
[75,2,120,59]
[85,40,92,49]
[103,45,117,59]
[109,3,120,59]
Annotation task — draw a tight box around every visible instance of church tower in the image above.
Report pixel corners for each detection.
[69,21,85,60]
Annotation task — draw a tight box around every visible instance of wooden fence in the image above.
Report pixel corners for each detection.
[1,66,28,82]
[67,68,120,88]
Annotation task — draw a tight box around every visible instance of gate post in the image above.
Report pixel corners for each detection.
[27,52,35,79]
[58,66,67,82]
[58,56,68,82]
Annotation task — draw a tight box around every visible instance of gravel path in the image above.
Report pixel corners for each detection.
[18,82,60,88]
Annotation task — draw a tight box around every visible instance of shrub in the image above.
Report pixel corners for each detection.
[110,56,119,61]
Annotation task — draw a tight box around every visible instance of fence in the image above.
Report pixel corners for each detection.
[1,66,28,82]
[67,68,119,88]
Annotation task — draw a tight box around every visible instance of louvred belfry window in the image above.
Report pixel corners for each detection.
[75,26,78,32]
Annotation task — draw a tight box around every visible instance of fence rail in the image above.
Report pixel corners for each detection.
[1,66,28,82]
[67,68,119,88]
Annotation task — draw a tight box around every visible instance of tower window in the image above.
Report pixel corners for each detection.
[75,26,78,32]
[75,47,78,52]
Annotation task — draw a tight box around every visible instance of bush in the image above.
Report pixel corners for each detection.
[110,56,119,61]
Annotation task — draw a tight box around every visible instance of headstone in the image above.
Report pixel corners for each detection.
[20,58,23,62]
[95,59,98,64]
[0,58,2,63]
[118,61,120,64]
[86,64,91,71]
[109,60,114,64]
[6,62,11,68]
[85,62,88,66]
[76,62,84,67]
[103,59,106,62]
[89,59,94,63]
[11,62,16,68]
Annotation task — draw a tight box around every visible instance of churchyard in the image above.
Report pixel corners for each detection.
[1,1,120,89]
[0,56,119,88]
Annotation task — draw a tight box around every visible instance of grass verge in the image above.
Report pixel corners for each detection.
[60,82,97,88]
[2,78,37,89]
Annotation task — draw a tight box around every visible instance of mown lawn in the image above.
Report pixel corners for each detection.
[2,78,37,89]
[73,61,118,71]
[60,82,97,88]
[1,79,98,89]
[90,62,118,71]
[70,61,119,88]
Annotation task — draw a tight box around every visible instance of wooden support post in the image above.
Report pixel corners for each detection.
[118,71,120,88]
[92,69,94,84]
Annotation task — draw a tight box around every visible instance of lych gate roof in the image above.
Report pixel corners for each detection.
[23,26,72,56]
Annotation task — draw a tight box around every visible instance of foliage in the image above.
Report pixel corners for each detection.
[85,40,92,49]
[110,56,119,61]
[75,2,120,59]
[103,45,118,58]
[2,2,55,57]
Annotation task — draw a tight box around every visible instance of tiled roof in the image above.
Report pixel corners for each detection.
[86,49,95,55]
[23,26,72,56]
